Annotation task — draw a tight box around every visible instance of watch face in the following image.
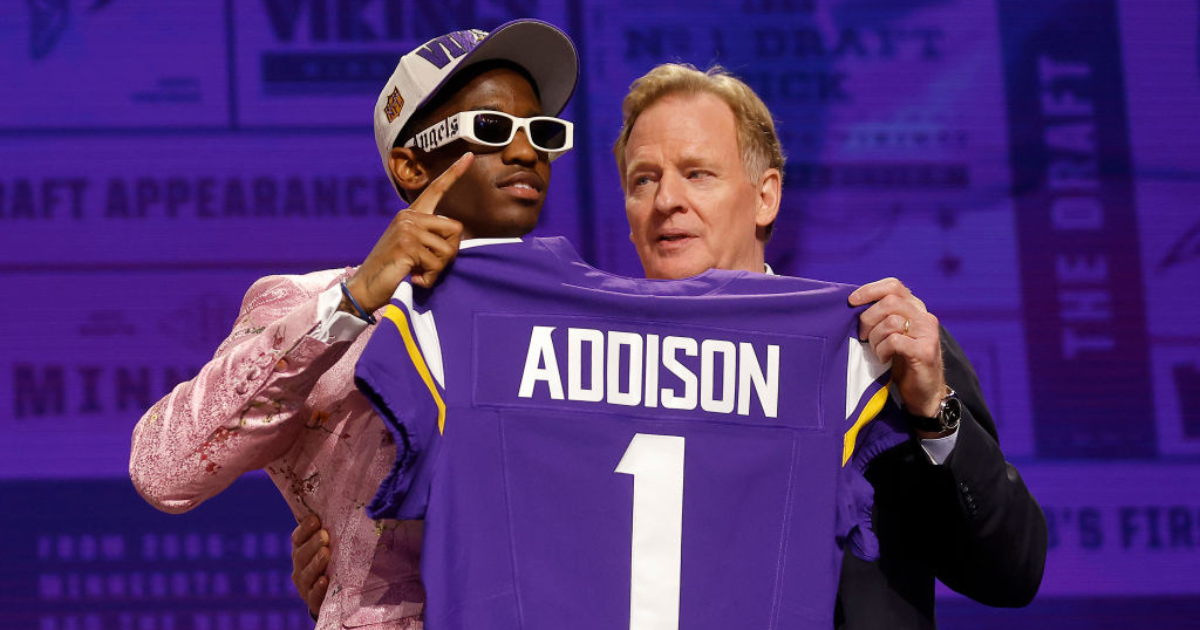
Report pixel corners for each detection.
[943,397,963,425]
[933,397,962,433]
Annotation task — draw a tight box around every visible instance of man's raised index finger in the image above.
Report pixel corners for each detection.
[413,152,474,215]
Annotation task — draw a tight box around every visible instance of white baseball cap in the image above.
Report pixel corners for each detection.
[374,19,579,194]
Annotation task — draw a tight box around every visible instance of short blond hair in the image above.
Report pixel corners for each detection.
[613,63,785,187]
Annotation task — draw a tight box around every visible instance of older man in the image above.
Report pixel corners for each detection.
[294,63,1047,628]
[612,63,1047,628]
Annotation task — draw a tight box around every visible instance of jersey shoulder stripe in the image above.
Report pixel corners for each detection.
[842,338,892,465]
[381,303,446,435]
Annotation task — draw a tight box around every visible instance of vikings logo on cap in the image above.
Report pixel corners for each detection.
[383,87,405,123]
[411,29,487,70]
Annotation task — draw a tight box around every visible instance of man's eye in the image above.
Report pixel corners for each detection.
[687,170,710,179]
[633,175,652,187]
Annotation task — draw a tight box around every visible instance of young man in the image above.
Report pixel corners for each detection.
[129,20,578,627]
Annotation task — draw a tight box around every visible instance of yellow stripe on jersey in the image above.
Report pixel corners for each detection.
[842,382,891,466]
[383,304,447,435]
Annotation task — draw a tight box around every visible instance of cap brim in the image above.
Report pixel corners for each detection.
[413,20,579,120]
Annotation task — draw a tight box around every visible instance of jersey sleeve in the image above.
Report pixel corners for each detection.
[837,338,911,561]
[842,338,893,466]
[357,281,447,520]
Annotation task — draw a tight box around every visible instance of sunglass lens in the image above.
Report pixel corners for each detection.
[473,113,514,145]
[530,120,568,150]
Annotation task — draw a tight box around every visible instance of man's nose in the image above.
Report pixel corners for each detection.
[653,171,685,214]
[502,128,539,166]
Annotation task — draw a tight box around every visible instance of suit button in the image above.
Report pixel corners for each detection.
[276,359,289,372]
[236,383,248,395]
[247,367,260,380]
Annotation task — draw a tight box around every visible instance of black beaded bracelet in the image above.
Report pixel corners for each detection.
[340,280,377,325]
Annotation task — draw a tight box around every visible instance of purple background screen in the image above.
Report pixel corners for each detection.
[1,0,1197,627]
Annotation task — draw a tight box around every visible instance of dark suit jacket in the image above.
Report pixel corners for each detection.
[834,328,1048,629]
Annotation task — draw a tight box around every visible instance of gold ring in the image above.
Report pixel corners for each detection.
[904,318,911,336]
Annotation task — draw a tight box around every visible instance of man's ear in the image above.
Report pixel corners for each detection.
[390,146,431,201]
[755,167,782,230]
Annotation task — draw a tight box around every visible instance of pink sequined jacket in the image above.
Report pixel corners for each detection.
[130,270,424,629]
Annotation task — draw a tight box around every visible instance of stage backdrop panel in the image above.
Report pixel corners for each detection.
[2,0,1198,627]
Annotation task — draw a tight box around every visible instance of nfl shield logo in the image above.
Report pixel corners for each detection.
[384,88,404,123]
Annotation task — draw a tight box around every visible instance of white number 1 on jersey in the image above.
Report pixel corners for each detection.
[615,433,685,630]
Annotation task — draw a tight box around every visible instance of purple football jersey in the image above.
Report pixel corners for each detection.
[357,237,891,630]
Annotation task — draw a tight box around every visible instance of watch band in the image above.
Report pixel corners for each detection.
[904,386,961,434]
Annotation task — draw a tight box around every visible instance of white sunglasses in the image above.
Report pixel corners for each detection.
[404,110,574,160]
